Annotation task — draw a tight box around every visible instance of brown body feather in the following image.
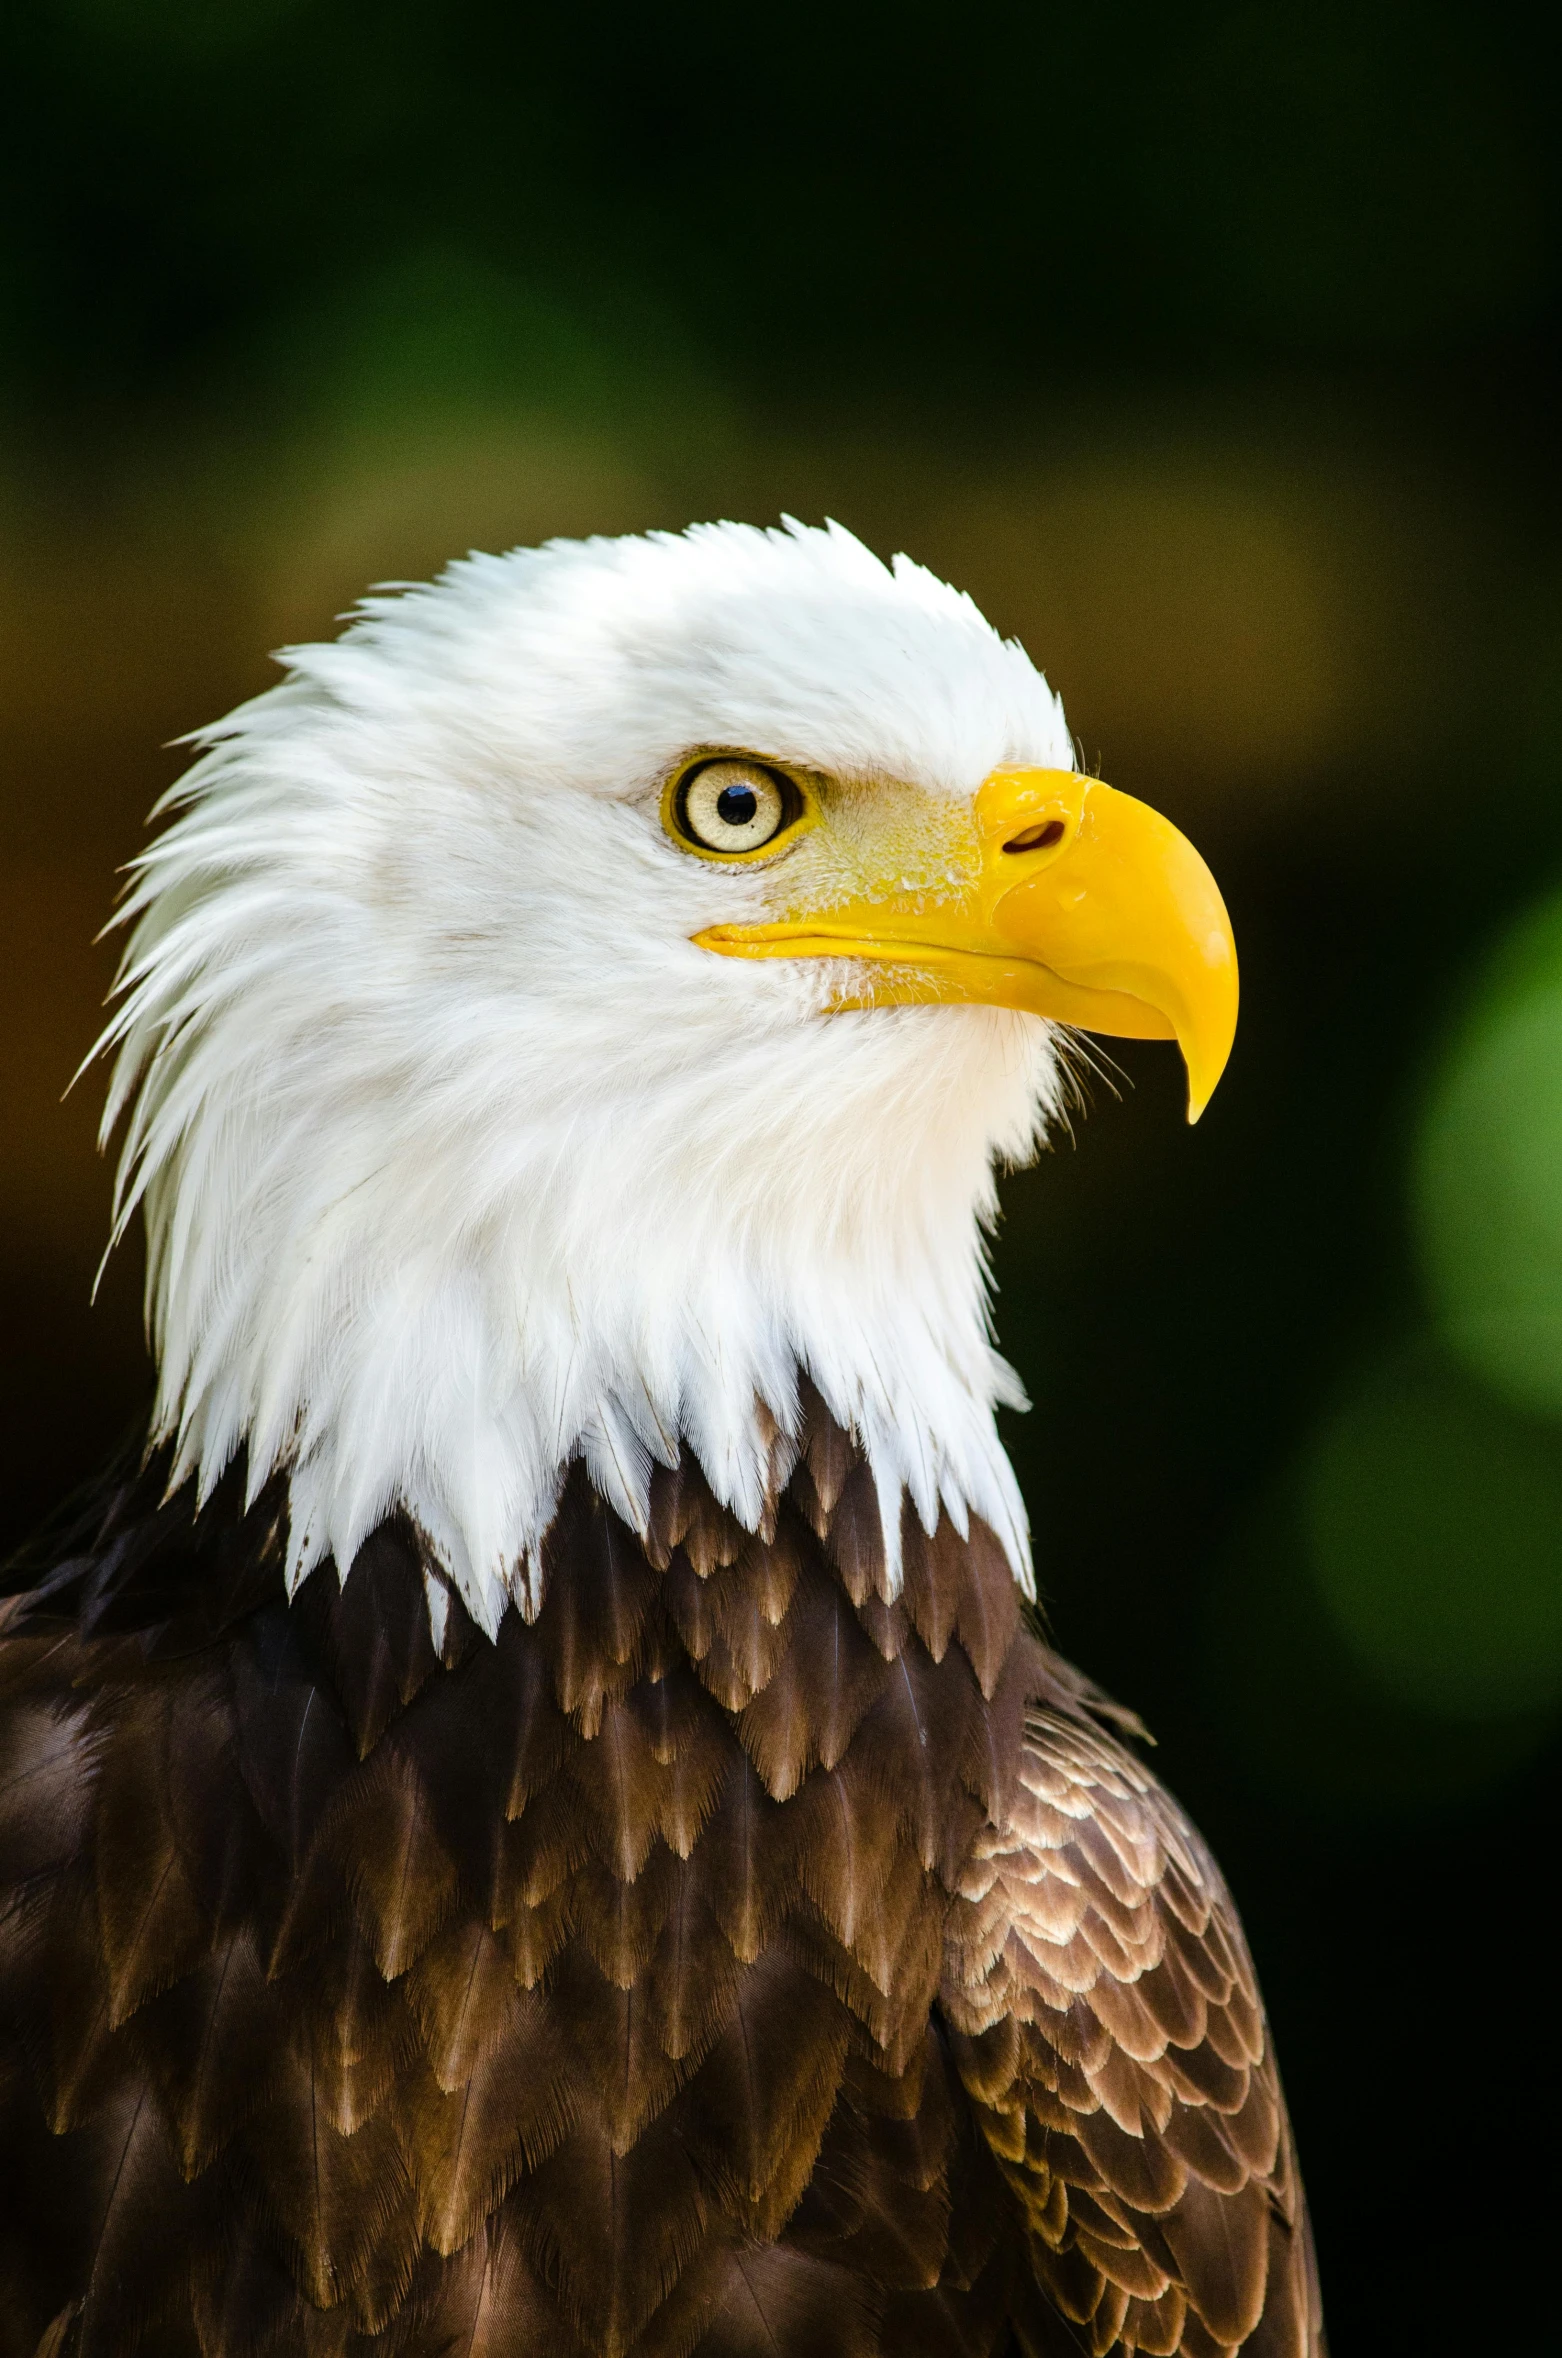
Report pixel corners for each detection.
[0,1405,1324,2357]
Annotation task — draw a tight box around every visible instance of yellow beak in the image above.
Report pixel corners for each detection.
[695,768,1239,1122]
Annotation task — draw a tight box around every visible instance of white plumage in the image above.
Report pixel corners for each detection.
[96,519,1079,1635]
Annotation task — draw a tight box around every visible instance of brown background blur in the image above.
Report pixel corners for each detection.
[4,5,1561,2347]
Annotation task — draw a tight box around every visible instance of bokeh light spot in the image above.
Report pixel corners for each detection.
[1303,1343,1562,1720]
[1414,891,1562,1416]
[1207,1472,1553,1816]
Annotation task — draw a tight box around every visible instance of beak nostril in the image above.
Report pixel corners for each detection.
[1003,820,1066,854]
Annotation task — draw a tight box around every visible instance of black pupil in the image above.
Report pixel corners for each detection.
[716,783,759,827]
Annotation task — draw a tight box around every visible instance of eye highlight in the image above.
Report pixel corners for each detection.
[672,758,801,857]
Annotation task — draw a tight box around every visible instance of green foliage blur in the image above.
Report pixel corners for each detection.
[2,3,1561,2346]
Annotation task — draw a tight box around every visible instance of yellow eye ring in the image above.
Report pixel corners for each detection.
[662,755,814,863]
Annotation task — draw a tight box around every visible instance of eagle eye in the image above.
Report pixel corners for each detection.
[672,759,801,858]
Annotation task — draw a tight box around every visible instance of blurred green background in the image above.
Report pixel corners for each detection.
[2,3,1560,2346]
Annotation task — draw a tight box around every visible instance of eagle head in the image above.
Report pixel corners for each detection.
[99,520,1235,1634]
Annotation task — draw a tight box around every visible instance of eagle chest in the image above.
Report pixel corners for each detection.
[0,1437,1045,2357]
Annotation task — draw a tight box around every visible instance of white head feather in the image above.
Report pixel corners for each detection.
[97,519,1077,1635]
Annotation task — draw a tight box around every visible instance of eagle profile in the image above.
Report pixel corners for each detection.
[0,521,1322,2356]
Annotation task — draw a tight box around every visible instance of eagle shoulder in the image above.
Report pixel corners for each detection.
[941,1694,1326,2357]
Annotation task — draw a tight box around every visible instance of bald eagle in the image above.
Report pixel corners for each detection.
[0,521,1322,2358]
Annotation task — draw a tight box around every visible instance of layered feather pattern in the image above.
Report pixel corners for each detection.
[0,1408,1323,2357]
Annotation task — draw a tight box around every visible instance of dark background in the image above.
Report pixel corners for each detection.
[4,4,1562,2347]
